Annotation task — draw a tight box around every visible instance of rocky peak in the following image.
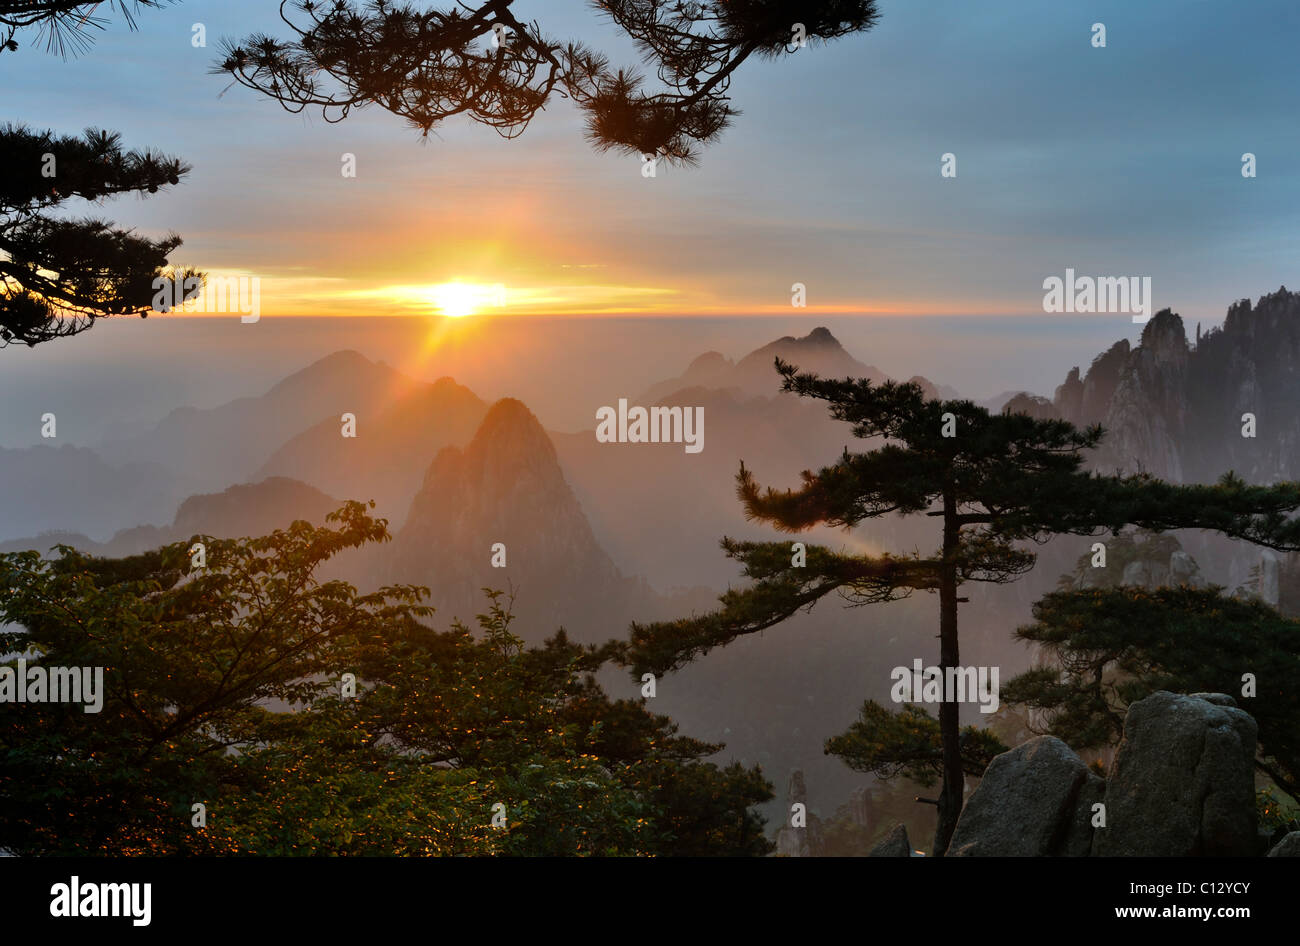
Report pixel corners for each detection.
[1054,366,1084,421]
[1139,309,1190,369]
[1222,285,1300,342]
[469,397,558,466]
[1055,288,1300,485]
[745,326,848,362]
[772,769,825,857]
[384,398,639,641]
[1001,392,1056,420]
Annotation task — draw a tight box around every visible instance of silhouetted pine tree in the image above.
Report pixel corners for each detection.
[0,124,198,346]
[625,358,1300,854]
[0,1,171,57]
[214,0,881,163]
[1004,584,1300,804]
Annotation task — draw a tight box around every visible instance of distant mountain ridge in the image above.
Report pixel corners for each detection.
[0,477,338,558]
[95,350,451,495]
[256,373,487,524]
[0,351,488,541]
[1039,289,1300,484]
[0,444,182,542]
[639,326,959,404]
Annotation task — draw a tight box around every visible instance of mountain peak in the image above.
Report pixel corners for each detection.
[263,348,393,401]
[316,348,371,366]
[387,396,629,639]
[1138,309,1188,361]
[480,396,537,426]
[685,350,731,373]
[735,325,881,391]
[283,349,376,382]
[473,398,554,456]
[639,325,886,402]
[764,326,843,352]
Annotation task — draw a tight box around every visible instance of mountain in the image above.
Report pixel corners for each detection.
[381,398,697,641]
[0,444,182,542]
[638,350,738,403]
[732,325,887,390]
[171,477,340,543]
[95,350,421,495]
[1047,289,1300,485]
[981,390,1031,413]
[1017,288,1300,596]
[0,477,338,558]
[255,375,487,524]
[375,396,976,818]
[641,325,957,412]
[639,326,889,403]
[553,384,859,590]
[556,327,955,591]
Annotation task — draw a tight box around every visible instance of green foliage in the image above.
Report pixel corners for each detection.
[624,357,1300,854]
[825,701,1008,787]
[0,505,771,856]
[0,123,198,346]
[628,362,1300,680]
[1003,585,1300,802]
[1055,529,1186,592]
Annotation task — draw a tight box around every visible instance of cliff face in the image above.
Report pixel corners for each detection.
[1051,289,1300,485]
[382,398,660,641]
[1187,288,1300,484]
[1031,289,1300,599]
[1091,312,1189,480]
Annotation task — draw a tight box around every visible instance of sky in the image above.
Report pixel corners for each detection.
[7,0,1300,322]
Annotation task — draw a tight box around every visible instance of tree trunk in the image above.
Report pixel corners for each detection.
[933,486,963,856]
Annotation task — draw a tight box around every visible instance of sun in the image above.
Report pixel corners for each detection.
[431,281,489,318]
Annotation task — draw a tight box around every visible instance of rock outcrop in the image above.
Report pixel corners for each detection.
[1092,692,1258,856]
[868,823,912,857]
[1050,289,1300,486]
[773,771,825,857]
[948,693,1263,857]
[1059,530,1208,593]
[1267,832,1300,856]
[947,736,1101,857]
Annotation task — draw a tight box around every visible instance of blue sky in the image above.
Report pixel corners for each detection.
[6,0,1300,321]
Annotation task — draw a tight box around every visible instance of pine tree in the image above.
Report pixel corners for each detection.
[0,1,171,57]
[0,124,199,347]
[1003,584,1300,805]
[214,0,882,163]
[624,358,1300,854]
